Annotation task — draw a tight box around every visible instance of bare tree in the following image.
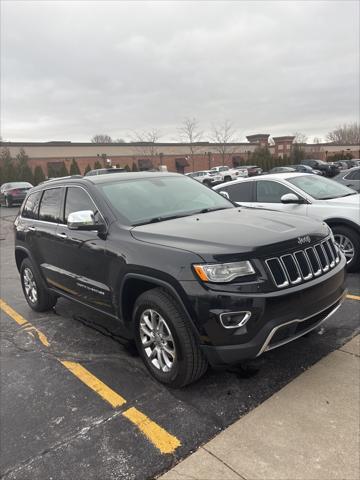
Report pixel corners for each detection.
[312,137,322,144]
[131,129,161,157]
[326,123,360,144]
[293,132,308,144]
[178,117,203,171]
[210,119,238,166]
[91,134,113,143]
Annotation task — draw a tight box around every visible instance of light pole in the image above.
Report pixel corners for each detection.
[207,151,211,170]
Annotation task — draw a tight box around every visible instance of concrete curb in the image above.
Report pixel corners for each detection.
[160,335,360,480]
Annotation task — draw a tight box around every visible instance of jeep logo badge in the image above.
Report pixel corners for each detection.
[298,235,311,245]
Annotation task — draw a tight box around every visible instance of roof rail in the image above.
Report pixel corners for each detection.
[38,175,83,185]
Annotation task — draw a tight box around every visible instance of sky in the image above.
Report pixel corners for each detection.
[1,0,359,143]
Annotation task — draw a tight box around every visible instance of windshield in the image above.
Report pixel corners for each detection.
[99,175,233,225]
[287,175,357,200]
[6,182,32,189]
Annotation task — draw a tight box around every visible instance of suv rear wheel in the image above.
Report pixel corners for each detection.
[332,225,360,272]
[20,258,57,312]
[133,288,208,387]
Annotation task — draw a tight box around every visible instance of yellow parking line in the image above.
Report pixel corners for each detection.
[0,298,181,454]
[0,299,29,326]
[61,360,127,408]
[123,407,181,454]
[24,325,51,347]
[347,294,360,301]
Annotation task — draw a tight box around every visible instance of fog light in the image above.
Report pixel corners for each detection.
[220,311,251,329]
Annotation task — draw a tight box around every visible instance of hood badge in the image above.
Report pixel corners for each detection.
[297,235,311,245]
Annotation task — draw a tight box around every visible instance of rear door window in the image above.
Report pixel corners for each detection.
[345,170,360,180]
[22,191,42,219]
[38,188,62,223]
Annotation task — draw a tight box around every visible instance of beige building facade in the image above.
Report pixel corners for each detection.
[1,136,359,176]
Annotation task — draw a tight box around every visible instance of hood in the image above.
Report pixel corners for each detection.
[131,208,329,261]
[325,194,360,208]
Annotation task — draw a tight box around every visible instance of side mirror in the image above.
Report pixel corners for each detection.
[281,193,303,204]
[67,210,105,232]
[219,191,230,199]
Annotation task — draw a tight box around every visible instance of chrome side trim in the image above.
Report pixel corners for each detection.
[256,292,346,357]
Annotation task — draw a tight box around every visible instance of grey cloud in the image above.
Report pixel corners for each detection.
[1,0,359,142]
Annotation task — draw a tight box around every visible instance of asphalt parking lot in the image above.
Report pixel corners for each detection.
[1,206,359,480]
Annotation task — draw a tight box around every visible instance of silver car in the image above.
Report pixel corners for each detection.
[333,166,360,192]
[186,170,222,186]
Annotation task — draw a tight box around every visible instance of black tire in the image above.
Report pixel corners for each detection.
[203,180,211,187]
[20,258,57,312]
[133,288,208,387]
[224,175,232,182]
[332,225,360,273]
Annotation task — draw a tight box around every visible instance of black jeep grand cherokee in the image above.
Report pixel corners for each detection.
[14,172,346,387]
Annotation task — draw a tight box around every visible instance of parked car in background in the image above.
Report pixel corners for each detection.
[210,165,247,182]
[85,167,126,176]
[334,160,351,171]
[0,182,33,207]
[290,164,322,175]
[300,159,340,177]
[214,172,360,271]
[334,167,360,193]
[240,165,263,176]
[186,170,222,186]
[268,166,296,174]
[14,172,346,387]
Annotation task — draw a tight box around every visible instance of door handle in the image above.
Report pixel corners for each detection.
[56,232,68,239]
[28,226,36,231]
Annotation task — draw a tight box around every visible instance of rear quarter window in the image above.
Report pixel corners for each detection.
[22,191,42,219]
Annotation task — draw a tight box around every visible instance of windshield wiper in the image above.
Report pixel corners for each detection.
[196,207,230,214]
[132,213,192,226]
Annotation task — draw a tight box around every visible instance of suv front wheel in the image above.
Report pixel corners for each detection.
[133,288,208,387]
[20,258,58,312]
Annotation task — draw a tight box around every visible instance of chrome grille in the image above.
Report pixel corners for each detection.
[266,238,340,288]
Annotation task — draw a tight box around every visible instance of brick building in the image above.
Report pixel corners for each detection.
[1,135,359,177]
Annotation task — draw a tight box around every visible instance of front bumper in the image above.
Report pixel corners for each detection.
[201,292,345,366]
[180,259,346,366]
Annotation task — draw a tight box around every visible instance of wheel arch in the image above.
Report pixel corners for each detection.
[324,218,360,234]
[15,247,31,273]
[119,273,200,339]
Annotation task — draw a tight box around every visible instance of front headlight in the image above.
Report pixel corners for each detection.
[193,261,255,283]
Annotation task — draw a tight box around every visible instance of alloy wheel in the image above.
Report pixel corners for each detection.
[334,234,354,264]
[23,267,38,304]
[139,309,176,373]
